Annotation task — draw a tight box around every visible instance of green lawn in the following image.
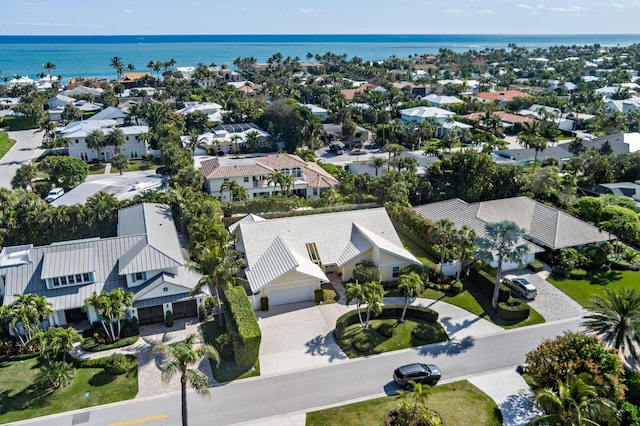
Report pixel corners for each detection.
[87,162,107,175]
[336,318,448,358]
[547,270,640,307]
[0,356,138,424]
[306,380,502,426]
[0,131,16,160]
[397,230,438,266]
[319,283,339,305]
[110,158,163,174]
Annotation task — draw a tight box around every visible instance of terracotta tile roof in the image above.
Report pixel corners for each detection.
[340,83,379,101]
[120,72,152,82]
[463,111,537,123]
[473,90,531,102]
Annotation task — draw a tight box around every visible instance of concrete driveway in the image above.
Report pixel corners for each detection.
[0,129,45,189]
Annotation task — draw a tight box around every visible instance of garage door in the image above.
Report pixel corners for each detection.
[138,305,165,325]
[268,285,314,306]
[173,300,198,320]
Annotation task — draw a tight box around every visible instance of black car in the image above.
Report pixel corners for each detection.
[393,363,441,389]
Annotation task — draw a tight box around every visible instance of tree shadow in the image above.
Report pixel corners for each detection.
[500,389,541,426]
[0,383,54,415]
[413,335,475,357]
[589,270,622,285]
[305,333,348,362]
[88,370,117,387]
[439,315,482,336]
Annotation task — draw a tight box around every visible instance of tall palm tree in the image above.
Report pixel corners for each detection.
[370,156,386,177]
[362,281,384,328]
[454,225,477,280]
[155,334,220,426]
[429,218,456,275]
[475,220,529,310]
[529,373,619,426]
[345,283,365,326]
[105,127,126,155]
[397,272,424,322]
[184,130,206,156]
[220,180,248,202]
[110,56,124,81]
[189,242,246,325]
[517,121,548,172]
[42,61,56,78]
[267,171,286,194]
[582,287,640,364]
[86,129,105,159]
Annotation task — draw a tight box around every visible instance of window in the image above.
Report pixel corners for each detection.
[258,140,266,148]
[67,275,75,284]
[83,273,90,282]
[305,242,321,265]
[60,276,68,285]
[392,266,400,278]
[52,277,60,287]
[133,271,146,282]
[244,177,249,183]
[313,188,318,196]
[75,274,82,282]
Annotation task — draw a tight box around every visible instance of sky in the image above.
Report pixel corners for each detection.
[3,0,640,36]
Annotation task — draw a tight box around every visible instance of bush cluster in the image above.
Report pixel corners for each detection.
[335,305,439,340]
[469,268,510,302]
[497,298,530,321]
[314,289,325,304]
[224,286,261,369]
[165,310,174,327]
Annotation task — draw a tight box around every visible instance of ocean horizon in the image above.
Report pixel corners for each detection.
[1,33,640,81]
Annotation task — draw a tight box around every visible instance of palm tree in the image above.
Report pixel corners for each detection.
[429,219,456,275]
[155,334,220,426]
[110,56,124,81]
[42,61,56,78]
[475,220,529,310]
[517,121,548,172]
[185,130,206,156]
[370,156,386,177]
[582,287,640,364]
[397,272,424,322]
[11,164,38,190]
[529,373,619,426]
[454,225,477,280]
[267,171,286,194]
[86,129,105,159]
[189,242,246,325]
[345,282,365,326]
[362,281,384,328]
[105,127,126,155]
[396,380,433,418]
[220,180,248,202]
[229,134,243,153]
[111,153,129,175]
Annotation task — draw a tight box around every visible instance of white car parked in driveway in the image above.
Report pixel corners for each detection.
[45,187,64,203]
[502,275,537,300]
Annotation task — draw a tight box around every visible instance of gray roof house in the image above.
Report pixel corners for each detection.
[234,208,420,306]
[582,182,640,208]
[414,196,610,271]
[0,203,207,327]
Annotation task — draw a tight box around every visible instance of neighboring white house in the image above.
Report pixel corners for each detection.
[176,101,224,123]
[88,106,129,125]
[421,94,463,107]
[181,123,271,155]
[233,208,420,306]
[47,94,75,110]
[559,132,640,155]
[60,120,149,161]
[0,203,207,328]
[199,153,340,201]
[413,196,611,271]
[302,104,328,122]
[399,106,471,137]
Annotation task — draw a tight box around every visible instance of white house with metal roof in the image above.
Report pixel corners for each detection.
[399,106,471,137]
[234,208,420,306]
[199,153,340,201]
[0,203,207,328]
[60,120,149,162]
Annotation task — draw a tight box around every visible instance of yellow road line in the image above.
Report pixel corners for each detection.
[108,413,168,426]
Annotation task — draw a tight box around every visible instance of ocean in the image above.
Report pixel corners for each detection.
[1,34,640,81]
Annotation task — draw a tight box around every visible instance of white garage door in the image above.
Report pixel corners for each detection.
[268,285,314,306]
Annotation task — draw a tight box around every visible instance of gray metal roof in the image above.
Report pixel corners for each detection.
[40,247,96,280]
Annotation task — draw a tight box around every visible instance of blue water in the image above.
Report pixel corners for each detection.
[1,34,639,81]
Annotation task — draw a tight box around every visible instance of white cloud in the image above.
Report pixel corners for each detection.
[445,8,464,14]
[549,6,586,12]
[124,8,132,13]
[299,8,313,13]
[478,9,495,14]
[611,2,624,7]
[516,3,533,9]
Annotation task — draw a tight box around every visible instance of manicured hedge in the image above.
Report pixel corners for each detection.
[224,286,261,369]
[314,289,324,304]
[528,259,544,273]
[497,299,530,321]
[469,268,510,302]
[335,304,439,340]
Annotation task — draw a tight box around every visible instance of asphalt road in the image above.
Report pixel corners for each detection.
[0,129,44,189]
[15,317,582,426]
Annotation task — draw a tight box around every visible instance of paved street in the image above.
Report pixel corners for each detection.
[0,129,44,189]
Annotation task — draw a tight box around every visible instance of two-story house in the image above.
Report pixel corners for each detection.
[199,153,340,201]
[399,106,471,137]
[60,120,149,161]
[0,203,207,328]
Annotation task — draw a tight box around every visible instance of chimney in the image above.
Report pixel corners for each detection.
[499,92,505,102]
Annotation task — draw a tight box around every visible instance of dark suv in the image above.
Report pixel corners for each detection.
[393,363,441,389]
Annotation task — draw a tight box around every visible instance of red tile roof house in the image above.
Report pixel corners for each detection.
[340,83,385,101]
[471,90,531,106]
[462,111,537,132]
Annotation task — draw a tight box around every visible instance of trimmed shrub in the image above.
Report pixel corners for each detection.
[260,297,269,311]
[335,305,438,340]
[528,259,544,273]
[214,332,234,359]
[378,321,396,338]
[198,304,207,322]
[165,310,174,327]
[497,298,530,322]
[352,261,381,284]
[412,323,437,341]
[129,316,139,335]
[352,334,374,353]
[582,246,608,270]
[314,289,325,304]
[224,286,261,369]
[106,353,129,375]
[569,268,588,279]
[447,280,464,295]
[470,268,510,302]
